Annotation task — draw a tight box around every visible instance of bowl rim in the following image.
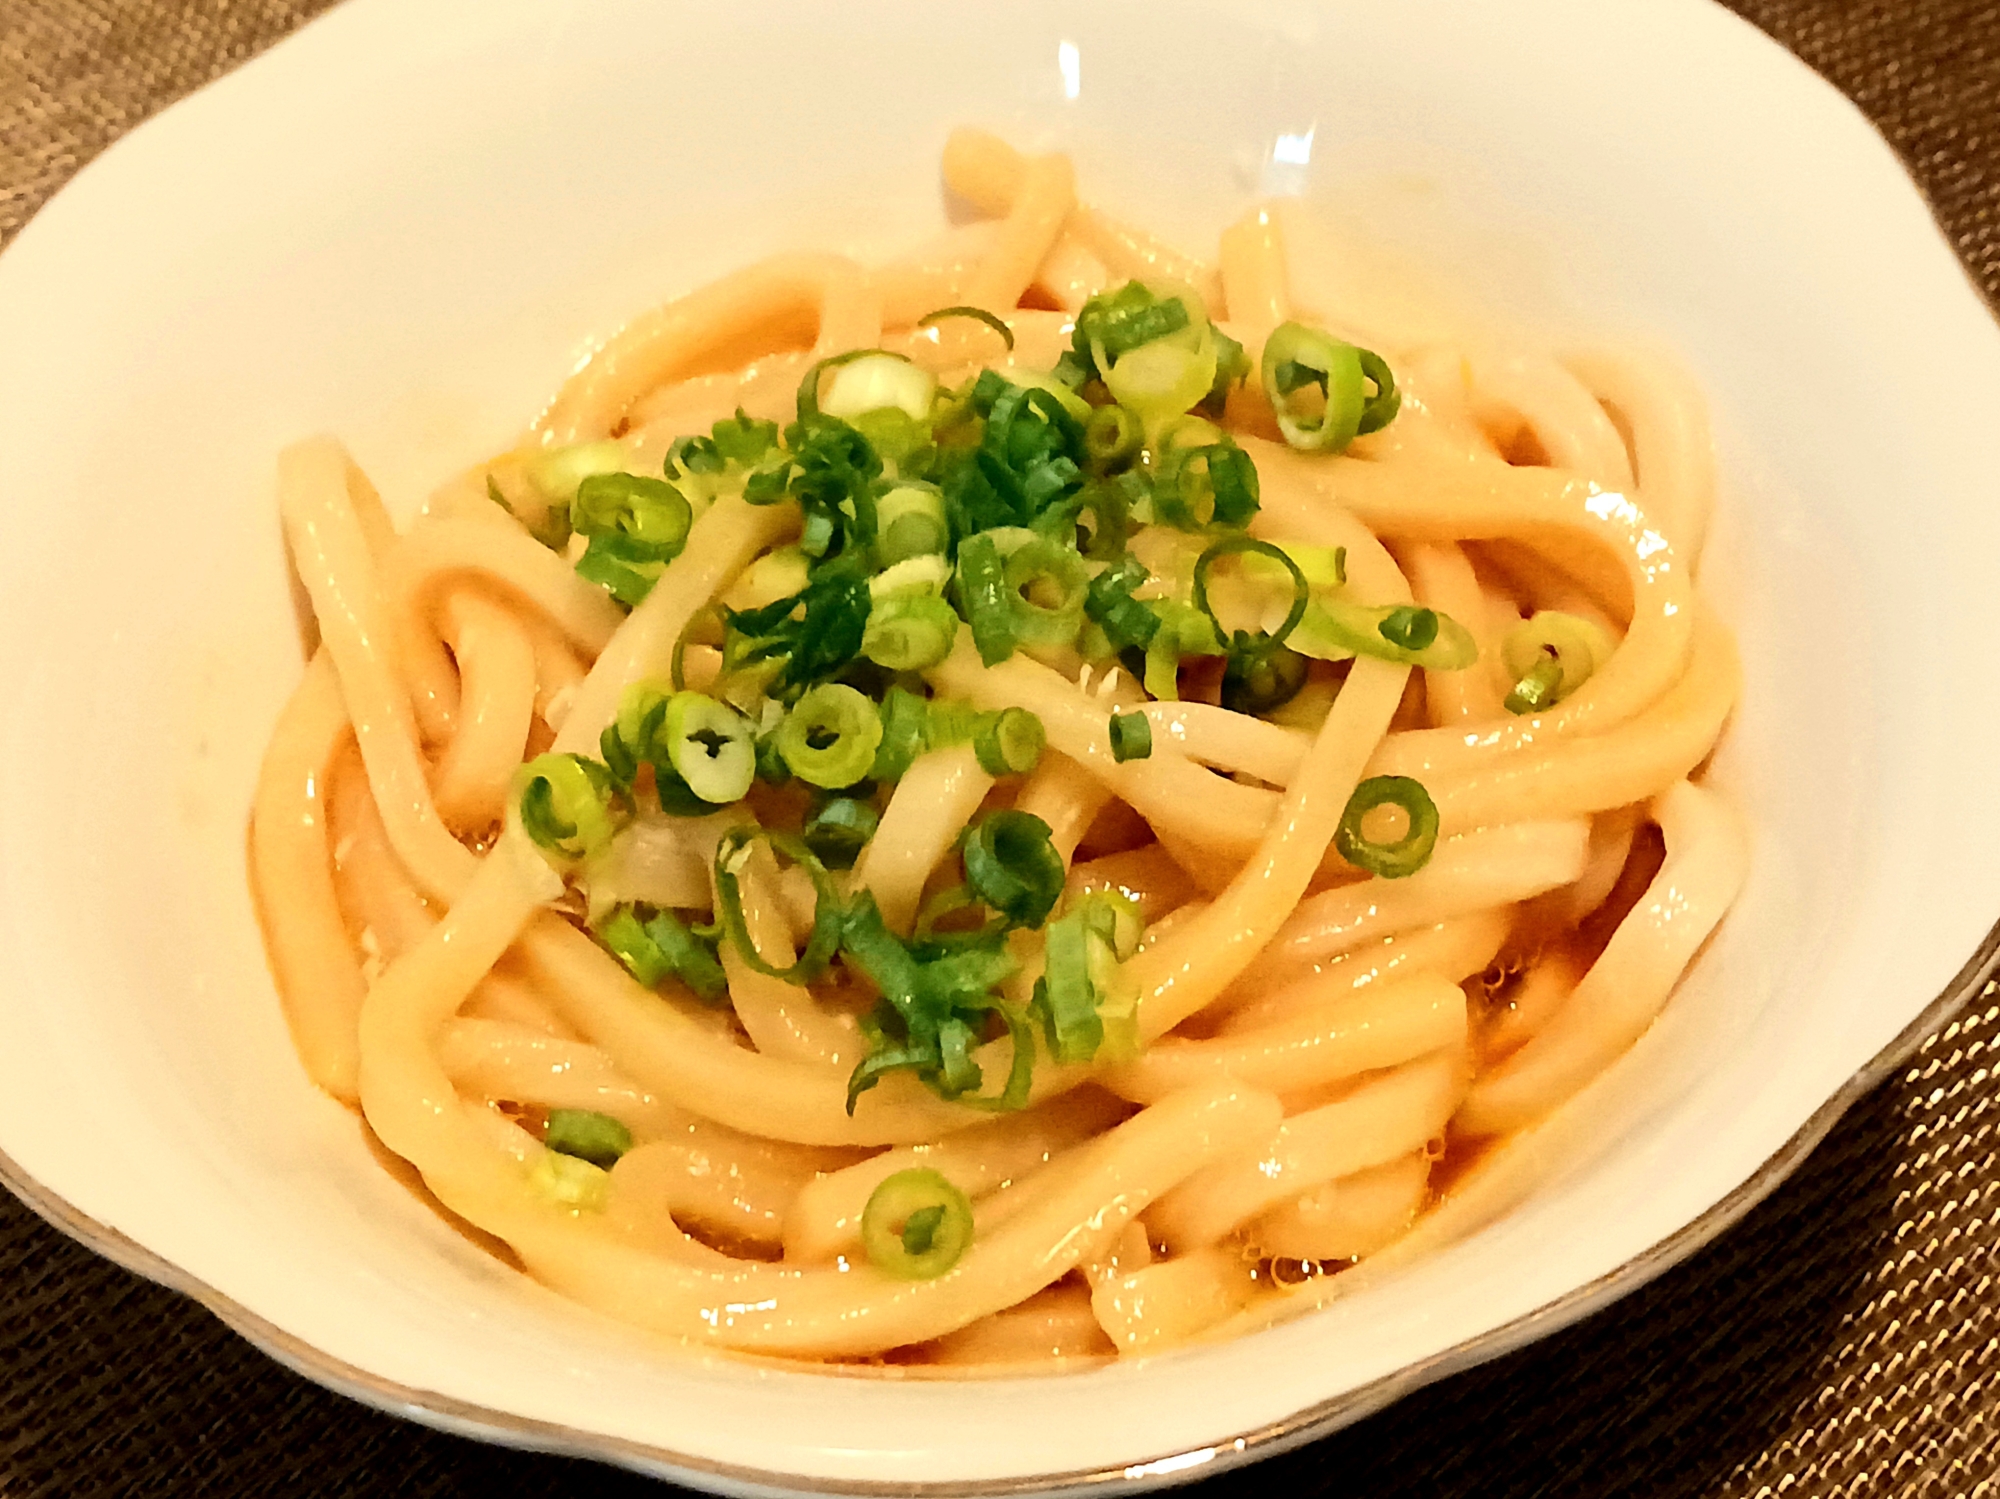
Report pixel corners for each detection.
[6,921,1996,1497]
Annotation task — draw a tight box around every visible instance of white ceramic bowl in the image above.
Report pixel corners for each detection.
[4,0,2000,1491]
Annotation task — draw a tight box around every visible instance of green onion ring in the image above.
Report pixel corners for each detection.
[916,305,1016,351]
[1191,535,1310,649]
[860,1168,975,1278]
[1334,775,1441,880]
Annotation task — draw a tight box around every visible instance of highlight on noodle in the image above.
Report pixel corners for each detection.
[252,129,1748,1368]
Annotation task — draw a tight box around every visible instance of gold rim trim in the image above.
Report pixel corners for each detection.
[4,913,1995,1497]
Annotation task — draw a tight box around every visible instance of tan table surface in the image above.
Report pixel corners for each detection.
[3,2,1998,1494]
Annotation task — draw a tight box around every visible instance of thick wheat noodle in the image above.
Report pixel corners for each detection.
[1101,971,1468,1105]
[1139,701,1310,786]
[537,253,881,444]
[522,617,586,726]
[1149,1049,1468,1252]
[1212,908,1511,1035]
[783,1090,1130,1262]
[1456,779,1749,1134]
[388,517,628,667]
[1066,845,1198,925]
[432,587,538,832]
[1464,348,1635,489]
[518,915,1013,1146]
[926,1286,1114,1364]
[707,828,858,1068]
[280,437,477,902]
[436,1017,661,1121]
[854,744,996,936]
[960,152,1077,318]
[250,651,365,1100]
[519,1081,1281,1356]
[1405,542,1506,725]
[1424,610,1738,831]
[327,745,437,961]
[1227,819,1589,995]
[1219,206,1289,341]
[1012,752,1112,867]
[940,128,1223,310]
[1129,655,1409,1042]
[1248,1151,1433,1263]
[1564,343,1717,565]
[1248,441,1695,768]
[930,645,1283,862]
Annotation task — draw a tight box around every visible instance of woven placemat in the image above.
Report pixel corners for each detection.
[4,2,1998,1495]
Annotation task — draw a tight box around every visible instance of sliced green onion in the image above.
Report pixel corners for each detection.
[544,1108,633,1169]
[575,533,665,608]
[1260,322,1398,453]
[974,707,1046,777]
[872,686,931,781]
[1082,405,1143,472]
[1335,775,1440,879]
[917,305,1016,350]
[595,902,731,1003]
[596,905,671,987]
[1191,535,1310,647]
[1504,652,1566,716]
[1036,910,1102,1063]
[1291,598,1480,670]
[525,440,626,503]
[1142,600,1225,701]
[1221,641,1309,715]
[961,810,1064,929]
[713,827,842,982]
[822,353,938,422]
[646,906,729,1002]
[662,691,756,805]
[1156,441,1261,529]
[803,797,880,870]
[875,483,951,563]
[710,408,780,465]
[1500,611,1613,710]
[1355,348,1402,435]
[1109,710,1153,762]
[529,1151,609,1212]
[1105,336,1218,422]
[572,472,693,560]
[862,594,960,671]
[797,347,910,423]
[955,532,1017,666]
[1003,536,1089,649]
[1073,282,1194,367]
[861,1168,974,1279]
[514,753,625,864]
[1378,605,1440,653]
[923,698,984,752]
[776,683,884,789]
[1084,553,1162,652]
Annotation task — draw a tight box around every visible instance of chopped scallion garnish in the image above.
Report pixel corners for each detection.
[1108,710,1153,762]
[543,1108,633,1169]
[776,683,884,789]
[860,1168,974,1279]
[973,707,1046,777]
[1335,775,1440,879]
[961,810,1063,930]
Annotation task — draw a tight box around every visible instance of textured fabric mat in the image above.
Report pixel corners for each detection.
[4,2,1999,1494]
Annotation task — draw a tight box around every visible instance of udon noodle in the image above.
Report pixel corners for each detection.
[252,131,1747,1367]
